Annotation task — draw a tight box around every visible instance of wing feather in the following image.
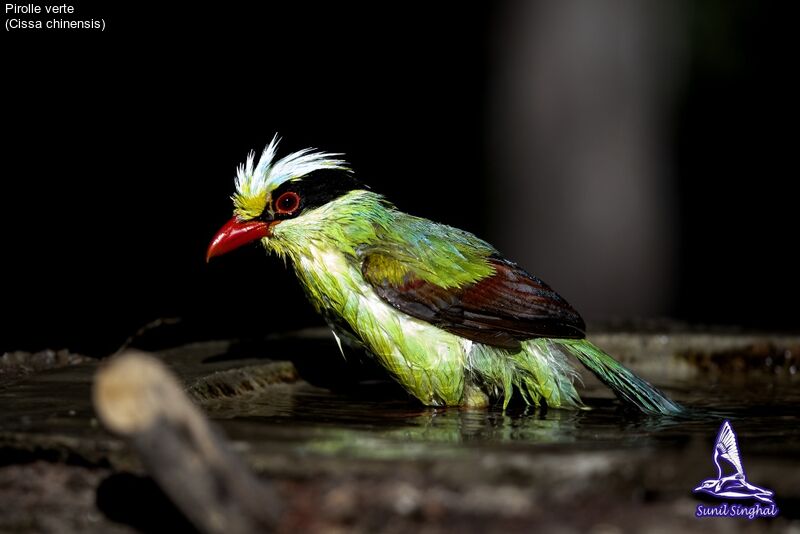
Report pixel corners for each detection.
[363,253,585,350]
[716,421,745,475]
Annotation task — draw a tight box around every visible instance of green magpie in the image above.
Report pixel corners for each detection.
[207,137,682,415]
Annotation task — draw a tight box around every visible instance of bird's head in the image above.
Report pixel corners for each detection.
[694,479,717,492]
[207,136,373,262]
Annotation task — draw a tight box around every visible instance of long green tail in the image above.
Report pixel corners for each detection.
[562,339,683,416]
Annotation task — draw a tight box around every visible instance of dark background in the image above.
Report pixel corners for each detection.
[2,1,797,357]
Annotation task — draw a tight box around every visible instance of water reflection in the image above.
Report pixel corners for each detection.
[2,335,798,467]
[203,379,754,464]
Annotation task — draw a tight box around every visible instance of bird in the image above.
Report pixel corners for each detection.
[694,420,774,503]
[206,136,683,415]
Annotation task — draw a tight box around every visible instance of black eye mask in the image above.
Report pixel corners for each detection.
[261,171,367,221]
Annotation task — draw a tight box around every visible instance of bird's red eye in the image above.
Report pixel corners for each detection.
[274,191,301,215]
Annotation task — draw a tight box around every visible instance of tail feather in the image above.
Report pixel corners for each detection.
[562,339,683,416]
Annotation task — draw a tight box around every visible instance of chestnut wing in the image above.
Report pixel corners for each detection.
[362,254,585,350]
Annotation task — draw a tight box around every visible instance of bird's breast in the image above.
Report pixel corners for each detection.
[291,243,470,406]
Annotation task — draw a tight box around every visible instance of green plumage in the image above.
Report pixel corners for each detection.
[265,190,680,415]
[560,340,683,415]
[218,140,683,416]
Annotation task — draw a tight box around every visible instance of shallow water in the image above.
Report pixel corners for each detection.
[204,370,800,462]
[1,331,799,530]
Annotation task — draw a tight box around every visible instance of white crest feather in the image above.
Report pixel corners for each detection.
[234,134,349,201]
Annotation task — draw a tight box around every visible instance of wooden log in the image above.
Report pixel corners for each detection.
[93,350,281,534]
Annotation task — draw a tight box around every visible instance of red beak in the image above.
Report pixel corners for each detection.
[206,217,271,262]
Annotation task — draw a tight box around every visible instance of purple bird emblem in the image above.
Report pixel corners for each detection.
[694,420,774,504]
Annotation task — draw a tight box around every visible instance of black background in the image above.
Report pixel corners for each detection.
[2,2,798,356]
